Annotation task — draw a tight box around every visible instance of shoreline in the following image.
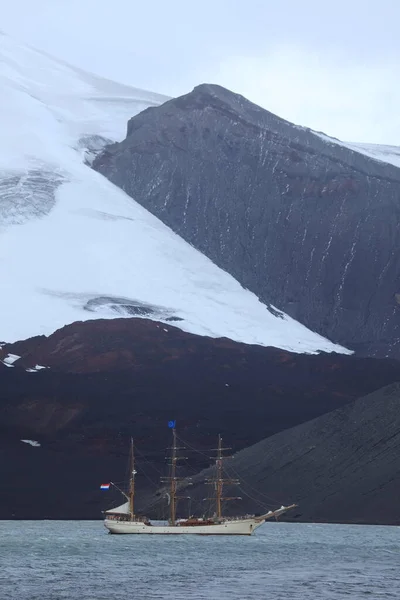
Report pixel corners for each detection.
[1,518,399,527]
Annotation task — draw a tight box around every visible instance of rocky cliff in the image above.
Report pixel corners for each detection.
[1,318,400,519]
[93,84,400,358]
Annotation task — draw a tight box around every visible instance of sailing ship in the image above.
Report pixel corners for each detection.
[103,427,296,535]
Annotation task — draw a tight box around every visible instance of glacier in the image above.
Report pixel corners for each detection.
[0,32,351,354]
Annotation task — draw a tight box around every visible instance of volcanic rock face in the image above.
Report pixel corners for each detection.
[1,319,400,519]
[93,84,400,358]
[169,383,400,526]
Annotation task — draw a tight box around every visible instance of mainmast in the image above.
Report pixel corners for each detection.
[207,434,240,520]
[128,438,136,521]
[161,424,186,526]
[169,428,178,526]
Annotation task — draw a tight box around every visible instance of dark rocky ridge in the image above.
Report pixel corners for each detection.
[158,383,400,525]
[93,83,400,358]
[1,318,400,519]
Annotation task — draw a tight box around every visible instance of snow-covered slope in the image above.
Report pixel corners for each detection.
[314,131,400,170]
[342,143,400,170]
[0,33,349,354]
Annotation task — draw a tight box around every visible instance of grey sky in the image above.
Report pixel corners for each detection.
[3,0,400,143]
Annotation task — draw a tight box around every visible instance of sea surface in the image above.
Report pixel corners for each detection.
[0,521,399,599]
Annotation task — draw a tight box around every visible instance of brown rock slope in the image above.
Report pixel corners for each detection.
[1,318,400,519]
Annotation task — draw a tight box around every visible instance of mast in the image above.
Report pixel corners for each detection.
[215,434,223,519]
[161,425,186,526]
[169,428,178,526]
[207,434,240,520]
[129,438,136,521]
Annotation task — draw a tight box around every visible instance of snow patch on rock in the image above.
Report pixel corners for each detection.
[1,353,20,367]
[21,439,41,447]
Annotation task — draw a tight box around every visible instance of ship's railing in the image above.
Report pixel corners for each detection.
[224,514,256,521]
[106,514,150,524]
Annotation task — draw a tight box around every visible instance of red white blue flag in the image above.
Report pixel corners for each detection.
[100,483,110,490]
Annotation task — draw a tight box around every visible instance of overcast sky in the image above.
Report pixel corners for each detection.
[3,0,400,144]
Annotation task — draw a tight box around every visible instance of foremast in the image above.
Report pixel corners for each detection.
[207,434,240,520]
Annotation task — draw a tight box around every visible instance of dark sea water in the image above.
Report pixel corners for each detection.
[0,521,399,599]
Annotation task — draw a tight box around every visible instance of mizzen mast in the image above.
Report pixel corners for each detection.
[207,434,240,519]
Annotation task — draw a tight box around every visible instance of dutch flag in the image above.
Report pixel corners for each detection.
[100,483,110,490]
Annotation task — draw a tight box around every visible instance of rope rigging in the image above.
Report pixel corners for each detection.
[106,430,289,518]
[178,432,286,510]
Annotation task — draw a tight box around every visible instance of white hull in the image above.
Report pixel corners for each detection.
[104,518,264,536]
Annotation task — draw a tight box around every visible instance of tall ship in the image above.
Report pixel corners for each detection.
[103,426,296,535]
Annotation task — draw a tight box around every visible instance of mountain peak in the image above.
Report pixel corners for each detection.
[190,83,254,107]
[166,82,283,131]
